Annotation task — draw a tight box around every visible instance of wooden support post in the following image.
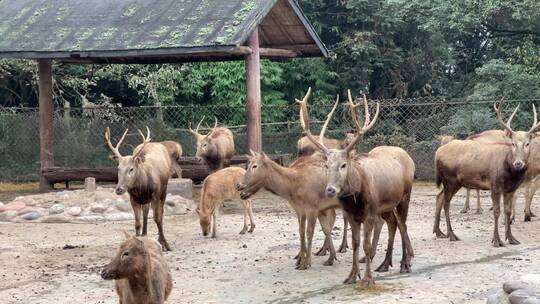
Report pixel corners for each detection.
[38,59,54,191]
[245,28,262,152]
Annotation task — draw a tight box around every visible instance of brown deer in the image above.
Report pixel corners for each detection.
[106,127,173,251]
[198,167,255,238]
[237,150,344,269]
[189,117,235,172]
[101,233,173,304]
[160,140,183,178]
[434,103,540,247]
[299,88,415,286]
[435,135,483,214]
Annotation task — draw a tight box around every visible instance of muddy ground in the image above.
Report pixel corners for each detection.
[2,184,540,303]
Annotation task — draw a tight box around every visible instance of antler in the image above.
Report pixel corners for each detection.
[343,90,380,153]
[529,104,540,134]
[494,102,518,134]
[105,127,128,159]
[319,95,340,142]
[296,87,330,154]
[188,116,205,136]
[133,126,151,159]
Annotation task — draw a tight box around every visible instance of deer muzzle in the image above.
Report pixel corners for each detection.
[325,186,338,198]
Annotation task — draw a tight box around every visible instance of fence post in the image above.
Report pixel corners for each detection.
[63,101,71,127]
[155,102,164,125]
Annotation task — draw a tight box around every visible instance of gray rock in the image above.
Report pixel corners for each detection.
[510,289,535,304]
[522,275,540,288]
[22,211,42,221]
[67,207,82,216]
[114,199,131,212]
[85,177,96,192]
[505,281,536,295]
[105,212,134,221]
[488,290,511,304]
[0,202,4,207]
[76,215,104,223]
[167,178,193,198]
[90,203,106,213]
[41,215,70,223]
[524,298,540,304]
[49,203,65,215]
[166,200,176,207]
[0,211,17,222]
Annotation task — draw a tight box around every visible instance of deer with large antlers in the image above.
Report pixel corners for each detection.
[299,88,415,286]
[189,117,235,172]
[106,127,174,251]
[434,103,540,247]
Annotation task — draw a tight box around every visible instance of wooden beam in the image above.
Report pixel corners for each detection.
[38,59,54,191]
[245,29,263,152]
[260,48,297,58]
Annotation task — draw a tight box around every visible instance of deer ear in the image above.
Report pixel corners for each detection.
[109,154,119,163]
[134,154,145,164]
[504,129,513,137]
[122,230,131,240]
[261,151,268,159]
[249,149,257,157]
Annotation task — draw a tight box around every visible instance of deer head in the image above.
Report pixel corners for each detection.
[105,126,152,195]
[189,116,218,159]
[494,102,540,171]
[298,88,379,198]
[236,150,270,199]
[100,233,149,280]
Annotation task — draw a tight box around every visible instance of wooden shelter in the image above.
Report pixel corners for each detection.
[0,0,327,191]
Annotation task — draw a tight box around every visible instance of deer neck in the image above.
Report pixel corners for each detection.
[127,255,153,299]
[343,161,365,198]
[263,160,297,200]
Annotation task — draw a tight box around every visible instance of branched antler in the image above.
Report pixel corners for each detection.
[105,127,128,159]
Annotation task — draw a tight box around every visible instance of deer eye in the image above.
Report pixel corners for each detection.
[122,251,129,258]
[252,165,258,170]
[340,163,347,170]
[129,168,134,173]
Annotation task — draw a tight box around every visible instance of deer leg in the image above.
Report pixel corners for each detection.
[293,213,301,260]
[142,204,150,236]
[318,211,337,266]
[433,189,447,238]
[297,213,316,270]
[491,191,504,247]
[344,213,361,284]
[524,179,539,221]
[338,215,349,253]
[211,210,218,238]
[443,186,460,241]
[296,214,307,268]
[375,212,396,273]
[247,200,256,233]
[361,218,375,288]
[315,209,335,256]
[504,192,520,245]
[461,188,471,213]
[240,200,249,235]
[475,190,483,214]
[370,217,383,260]
[394,207,414,273]
[131,201,142,236]
[153,199,171,251]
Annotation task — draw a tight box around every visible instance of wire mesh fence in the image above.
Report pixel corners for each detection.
[1,96,538,182]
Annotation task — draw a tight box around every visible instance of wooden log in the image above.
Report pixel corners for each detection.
[245,28,262,152]
[38,59,54,192]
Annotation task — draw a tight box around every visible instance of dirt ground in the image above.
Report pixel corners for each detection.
[2,183,540,304]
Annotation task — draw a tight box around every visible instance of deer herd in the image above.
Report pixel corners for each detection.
[100,87,540,303]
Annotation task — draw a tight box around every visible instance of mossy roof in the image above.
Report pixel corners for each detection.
[0,0,327,62]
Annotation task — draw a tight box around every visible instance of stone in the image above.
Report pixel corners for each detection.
[49,203,65,215]
[488,290,511,304]
[510,289,535,304]
[0,201,26,212]
[114,200,131,212]
[22,211,42,221]
[0,202,3,207]
[90,203,106,213]
[524,298,540,304]
[0,211,17,222]
[522,275,540,287]
[85,177,96,192]
[67,207,82,216]
[105,212,134,221]
[505,281,535,295]
[16,207,36,216]
[75,215,104,223]
[167,178,193,198]
[166,200,176,207]
[41,215,70,223]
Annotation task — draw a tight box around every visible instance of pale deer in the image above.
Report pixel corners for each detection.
[299,88,415,286]
[189,117,235,172]
[101,233,173,304]
[106,127,173,251]
[198,167,255,238]
[434,103,540,247]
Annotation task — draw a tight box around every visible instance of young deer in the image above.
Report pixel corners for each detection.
[106,127,173,251]
[101,233,173,304]
[434,103,540,246]
[198,167,255,238]
[299,88,415,286]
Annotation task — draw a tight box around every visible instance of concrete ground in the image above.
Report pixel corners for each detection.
[1,184,540,304]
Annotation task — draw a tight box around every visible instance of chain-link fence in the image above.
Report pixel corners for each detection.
[1,96,539,182]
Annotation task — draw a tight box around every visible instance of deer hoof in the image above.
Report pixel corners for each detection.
[343,274,359,285]
[375,261,390,273]
[492,237,504,248]
[323,257,335,266]
[460,208,469,214]
[295,260,310,270]
[475,208,483,214]
[448,232,460,241]
[507,235,520,245]
[248,225,255,233]
[525,214,532,222]
[359,256,366,263]
[434,229,447,238]
[338,244,348,253]
[361,277,375,288]
[400,261,412,273]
